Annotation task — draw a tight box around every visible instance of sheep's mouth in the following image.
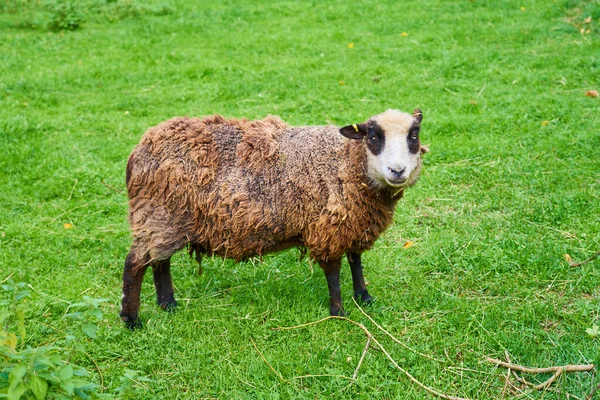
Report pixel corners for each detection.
[384,177,408,187]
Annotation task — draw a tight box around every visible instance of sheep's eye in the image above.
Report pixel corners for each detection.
[367,128,379,141]
[409,129,419,141]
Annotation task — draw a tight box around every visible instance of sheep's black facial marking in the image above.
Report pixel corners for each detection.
[407,123,420,154]
[366,121,385,156]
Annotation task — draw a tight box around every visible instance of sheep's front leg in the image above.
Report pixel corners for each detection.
[320,259,345,316]
[347,252,373,304]
[120,250,149,329]
[152,258,177,311]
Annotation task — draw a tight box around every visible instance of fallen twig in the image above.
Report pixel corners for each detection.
[487,356,594,392]
[534,368,563,390]
[486,358,595,375]
[0,273,14,284]
[500,366,510,399]
[100,180,124,194]
[570,251,600,267]
[352,297,445,363]
[291,374,354,380]
[249,337,289,384]
[365,329,468,400]
[83,351,104,391]
[352,336,371,380]
[275,316,468,400]
[67,179,78,201]
[588,381,600,400]
[498,352,533,398]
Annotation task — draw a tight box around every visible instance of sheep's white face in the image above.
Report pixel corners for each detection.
[340,109,425,190]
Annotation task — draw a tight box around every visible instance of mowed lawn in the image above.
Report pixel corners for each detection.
[1,0,599,398]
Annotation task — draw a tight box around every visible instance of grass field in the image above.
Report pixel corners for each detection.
[1,0,599,398]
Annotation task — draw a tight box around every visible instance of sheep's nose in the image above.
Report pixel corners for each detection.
[388,166,405,179]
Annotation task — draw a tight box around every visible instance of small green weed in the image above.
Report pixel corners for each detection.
[0,281,102,399]
[45,0,85,31]
[0,282,149,399]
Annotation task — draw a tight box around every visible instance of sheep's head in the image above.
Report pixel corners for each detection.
[340,109,427,190]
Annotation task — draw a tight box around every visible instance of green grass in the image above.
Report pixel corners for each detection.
[1,0,599,398]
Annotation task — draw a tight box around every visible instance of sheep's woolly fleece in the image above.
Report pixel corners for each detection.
[126,115,403,266]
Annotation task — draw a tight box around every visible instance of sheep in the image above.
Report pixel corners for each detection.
[120,108,427,328]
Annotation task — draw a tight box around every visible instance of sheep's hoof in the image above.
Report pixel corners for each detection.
[353,291,373,305]
[159,301,178,312]
[121,314,143,330]
[330,307,347,317]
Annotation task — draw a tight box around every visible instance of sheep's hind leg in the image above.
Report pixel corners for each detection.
[347,252,373,304]
[152,258,177,311]
[195,251,203,276]
[188,243,204,276]
[320,259,345,316]
[120,250,149,329]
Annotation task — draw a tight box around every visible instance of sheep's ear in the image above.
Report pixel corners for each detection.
[339,123,367,140]
[411,109,423,123]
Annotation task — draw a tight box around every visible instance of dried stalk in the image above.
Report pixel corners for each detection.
[83,351,104,390]
[0,273,14,284]
[352,297,445,363]
[249,337,289,384]
[352,337,371,380]
[100,180,124,194]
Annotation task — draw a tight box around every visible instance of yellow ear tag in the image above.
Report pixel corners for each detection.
[352,124,359,132]
[412,111,422,118]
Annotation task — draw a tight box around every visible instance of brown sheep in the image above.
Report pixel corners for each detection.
[120,109,427,328]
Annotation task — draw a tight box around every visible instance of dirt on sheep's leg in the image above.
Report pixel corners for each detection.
[320,259,345,316]
[347,252,373,304]
[152,258,177,311]
[120,250,149,329]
